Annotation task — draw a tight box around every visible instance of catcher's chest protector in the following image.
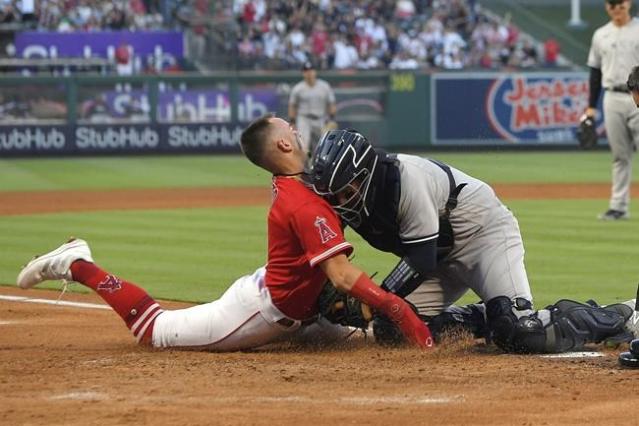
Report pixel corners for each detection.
[352,156,404,256]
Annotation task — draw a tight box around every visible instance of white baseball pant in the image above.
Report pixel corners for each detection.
[151,267,349,351]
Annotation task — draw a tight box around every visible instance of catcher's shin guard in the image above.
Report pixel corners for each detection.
[486,297,632,353]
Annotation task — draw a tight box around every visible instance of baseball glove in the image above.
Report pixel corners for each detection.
[322,119,338,133]
[317,281,372,329]
[372,313,405,346]
[576,114,597,150]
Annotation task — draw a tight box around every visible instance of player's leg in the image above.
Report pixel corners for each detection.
[17,241,307,351]
[295,116,312,155]
[466,206,533,305]
[151,267,305,351]
[468,210,632,353]
[405,266,469,317]
[308,120,324,155]
[17,239,162,344]
[603,92,634,217]
[628,98,639,192]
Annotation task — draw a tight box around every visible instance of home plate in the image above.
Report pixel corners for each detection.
[539,351,605,359]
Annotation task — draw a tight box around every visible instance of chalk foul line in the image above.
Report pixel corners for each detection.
[0,294,110,310]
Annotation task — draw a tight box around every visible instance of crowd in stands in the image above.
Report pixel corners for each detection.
[0,0,210,75]
[0,0,561,73]
[231,0,553,71]
[0,0,165,30]
[36,0,164,31]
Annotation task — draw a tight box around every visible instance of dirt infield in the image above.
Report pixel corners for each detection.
[2,182,639,216]
[2,183,639,425]
[1,288,638,426]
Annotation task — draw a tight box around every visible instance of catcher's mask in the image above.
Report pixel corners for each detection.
[305,129,378,227]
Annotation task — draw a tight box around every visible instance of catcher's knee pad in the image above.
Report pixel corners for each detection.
[485,296,545,353]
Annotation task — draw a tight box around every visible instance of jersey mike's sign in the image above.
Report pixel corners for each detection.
[487,76,589,142]
[433,72,604,145]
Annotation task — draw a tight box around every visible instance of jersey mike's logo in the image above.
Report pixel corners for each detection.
[486,76,604,143]
[314,216,337,244]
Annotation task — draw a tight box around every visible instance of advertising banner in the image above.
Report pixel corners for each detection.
[158,88,279,123]
[79,88,279,123]
[0,123,244,156]
[15,31,184,70]
[432,72,604,145]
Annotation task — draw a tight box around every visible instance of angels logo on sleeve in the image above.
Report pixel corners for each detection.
[314,216,337,243]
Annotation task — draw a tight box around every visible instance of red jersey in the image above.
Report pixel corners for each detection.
[266,176,353,320]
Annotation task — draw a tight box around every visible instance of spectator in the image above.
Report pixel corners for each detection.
[544,38,560,67]
[333,34,358,69]
[442,25,466,55]
[0,1,18,23]
[390,50,419,70]
[115,43,134,75]
[310,22,330,68]
[395,0,416,20]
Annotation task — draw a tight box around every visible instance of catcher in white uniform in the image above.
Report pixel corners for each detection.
[306,129,637,353]
[585,0,639,220]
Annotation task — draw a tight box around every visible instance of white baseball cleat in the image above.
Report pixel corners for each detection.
[17,238,94,289]
[604,299,639,339]
[622,299,639,338]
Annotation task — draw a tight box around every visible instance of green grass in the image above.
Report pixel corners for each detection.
[0,151,628,192]
[510,199,639,306]
[0,207,398,302]
[0,156,271,191]
[2,200,637,307]
[1,152,638,308]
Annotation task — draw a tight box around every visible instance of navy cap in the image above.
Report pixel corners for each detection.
[302,61,314,71]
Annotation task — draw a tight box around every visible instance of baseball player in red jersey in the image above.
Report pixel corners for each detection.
[16,114,432,351]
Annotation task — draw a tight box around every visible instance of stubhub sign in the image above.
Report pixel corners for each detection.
[0,124,245,156]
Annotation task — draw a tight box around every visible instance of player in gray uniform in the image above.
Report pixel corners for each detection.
[586,0,639,220]
[288,61,337,155]
[629,65,639,107]
[306,129,637,353]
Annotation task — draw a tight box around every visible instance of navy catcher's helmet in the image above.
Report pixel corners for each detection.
[306,129,379,227]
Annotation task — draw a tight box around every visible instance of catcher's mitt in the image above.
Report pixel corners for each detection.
[372,300,426,346]
[576,114,597,149]
[322,119,338,133]
[372,313,405,346]
[317,282,372,329]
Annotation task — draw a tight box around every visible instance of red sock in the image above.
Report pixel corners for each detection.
[70,260,162,345]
